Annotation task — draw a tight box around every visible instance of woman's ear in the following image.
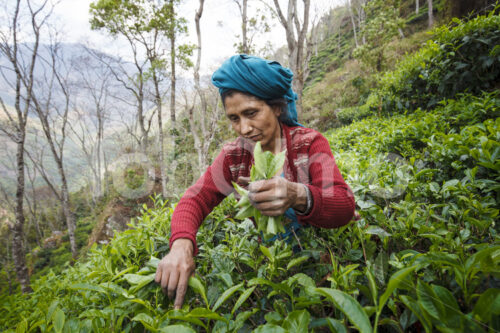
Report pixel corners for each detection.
[272,105,282,118]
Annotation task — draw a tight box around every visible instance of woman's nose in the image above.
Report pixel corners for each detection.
[240,118,253,135]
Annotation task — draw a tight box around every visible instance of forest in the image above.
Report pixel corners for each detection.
[0,0,499,332]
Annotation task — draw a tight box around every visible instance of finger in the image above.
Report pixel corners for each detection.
[160,267,170,294]
[167,271,180,300]
[154,266,161,283]
[248,179,272,193]
[174,271,189,310]
[250,188,286,204]
[237,176,250,185]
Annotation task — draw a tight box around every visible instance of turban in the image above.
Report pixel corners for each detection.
[211,54,302,127]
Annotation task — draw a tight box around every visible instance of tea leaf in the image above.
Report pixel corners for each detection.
[316,288,372,333]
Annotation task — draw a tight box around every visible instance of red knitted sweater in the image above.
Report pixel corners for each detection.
[169,124,356,254]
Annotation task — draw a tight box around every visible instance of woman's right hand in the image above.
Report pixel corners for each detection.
[155,238,195,309]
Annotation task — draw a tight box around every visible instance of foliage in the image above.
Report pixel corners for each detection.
[1,88,499,331]
[366,7,500,116]
[1,2,500,332]
[353,0,406,72]
[232,142,287,237]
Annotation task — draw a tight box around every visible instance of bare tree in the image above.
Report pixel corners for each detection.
[428,0,434,28]
[348,0,359,48]
[85,47,155,155]
[0,0,54,293]
[0,210,15,295]
[270,0,311,115]
[233,0,249,53]
[24,163,43,246]
[28,41,78,259]
[186,0,222,176]
[70,49,113,202]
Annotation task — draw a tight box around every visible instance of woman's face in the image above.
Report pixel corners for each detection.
[224,92,281,153]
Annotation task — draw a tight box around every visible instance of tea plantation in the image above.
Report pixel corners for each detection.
[1,7,499,333]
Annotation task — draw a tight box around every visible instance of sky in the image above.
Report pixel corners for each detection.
[52,0,345,74]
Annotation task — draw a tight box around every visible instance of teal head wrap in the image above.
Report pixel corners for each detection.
[211,54,302,127]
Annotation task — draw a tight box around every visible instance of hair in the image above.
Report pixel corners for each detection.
[221,89,288,122]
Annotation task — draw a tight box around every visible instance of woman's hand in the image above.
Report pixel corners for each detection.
[238,176,308,216]
[155,238,195,309]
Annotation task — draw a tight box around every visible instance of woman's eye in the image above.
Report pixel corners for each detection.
[247,110,257,117]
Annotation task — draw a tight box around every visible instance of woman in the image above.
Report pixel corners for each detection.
[155,55,356,309]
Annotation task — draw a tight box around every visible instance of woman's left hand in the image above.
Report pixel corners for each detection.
[238,176,304,216]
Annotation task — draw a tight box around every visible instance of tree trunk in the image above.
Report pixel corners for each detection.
[137,81,148,153]
[60,167,77,259]
[13,136,32,293]
[192,0,207,176]
[272,0,310,117]
[234,0,249,53]
[96,106,103,199]
[349,0,359,48]
[416,0,419,14]
[153,75,167,197]
[428,0,434,27]
[169,0,176,126]
[242,0,248,54]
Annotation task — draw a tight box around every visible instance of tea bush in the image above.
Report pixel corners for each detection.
[338,7,500,124]
[0,89,498,332]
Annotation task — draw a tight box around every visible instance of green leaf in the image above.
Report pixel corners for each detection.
[235,194,250,208]
[432,284,460,326]
[188,276,209,308]
[123,273,155,285]
[325,318,347,333]
[416,280,442,320]
[146,256,161,269]
[27,319,43,333]
[286,256,309,270]
[130,298,154,311]
[235,203,255,220]
[315,288,372,333]
[187,308,228,323]
[365,226,391,239]
[400,295,432,333]
[282,309,310,333]
[166,310,206,329]
[231,286,256,315]
[248,277,293,298]
[46,299,59,323]
[473,288,500,323]
[366,268,378,306]
[53,308,65,333]
[267,150,286,177]
[260,245,274,261]
[233,309,258,331]
[69,282,107,294]
[232,181,249,197]
[124,273,155,292]
[373,251,388,285]
[15,318,27,333]
[212,283,243,312]
[159,325,196,333]
[253,324,287,333]
[379,265,418,311]
[253,142,267,178]
[132,313,155,331]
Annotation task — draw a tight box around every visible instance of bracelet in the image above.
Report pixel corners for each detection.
[295,183,312,216]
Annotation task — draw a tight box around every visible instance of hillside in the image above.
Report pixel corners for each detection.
[1,3,499,332]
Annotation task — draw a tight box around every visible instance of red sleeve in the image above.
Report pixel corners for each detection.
[297,133,355,228]
[169,148,234,255]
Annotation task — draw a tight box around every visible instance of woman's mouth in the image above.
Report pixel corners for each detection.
[248,134,262,141]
